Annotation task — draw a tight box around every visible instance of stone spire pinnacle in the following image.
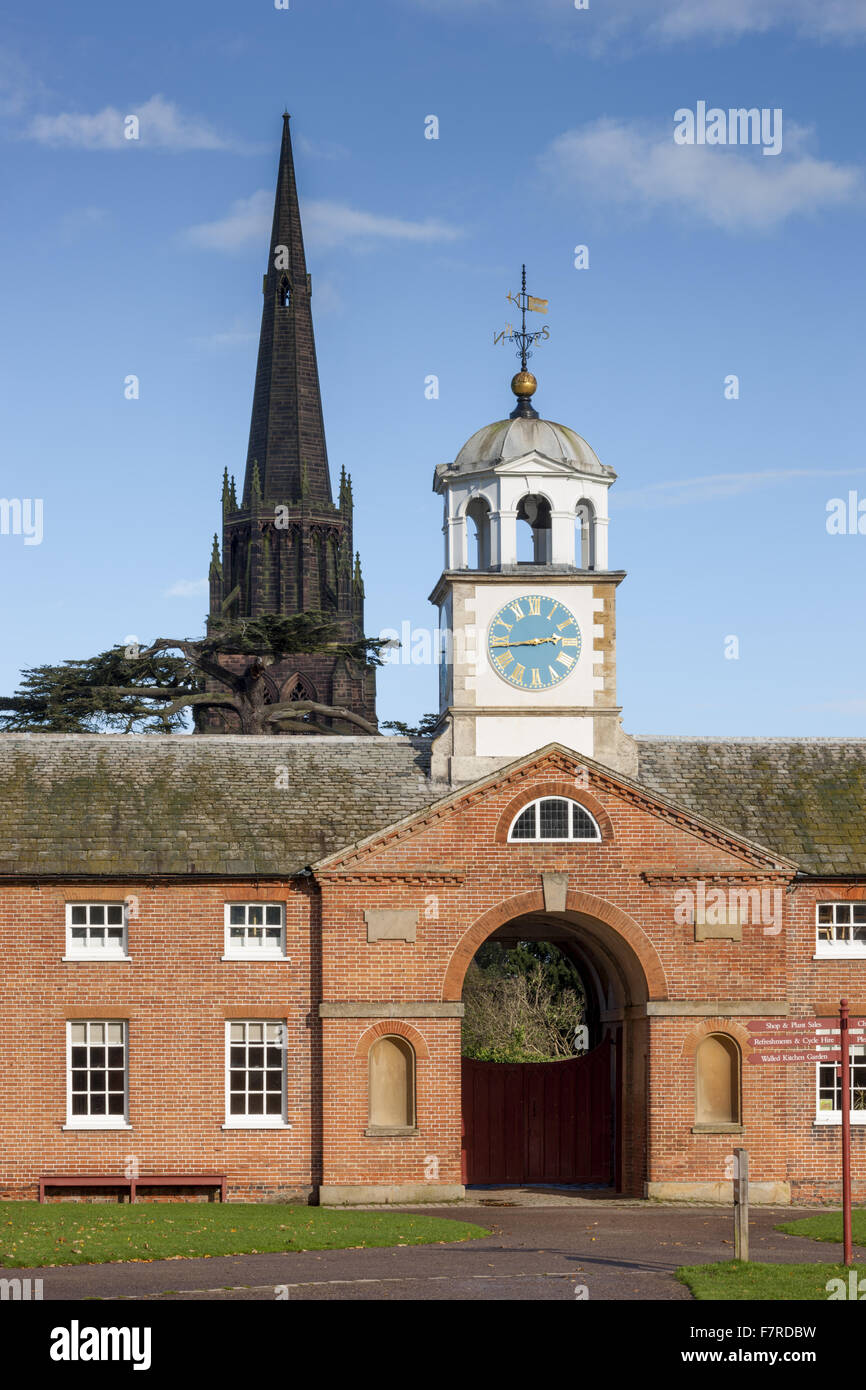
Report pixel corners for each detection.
[242,112,332,508]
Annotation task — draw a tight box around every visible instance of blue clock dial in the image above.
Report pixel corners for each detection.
[487,594,582,690]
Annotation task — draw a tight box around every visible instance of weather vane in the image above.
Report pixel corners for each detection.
[494,265,549,419]
[494,264,549,370]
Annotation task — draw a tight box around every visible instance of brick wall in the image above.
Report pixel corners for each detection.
[2,749,863,1203]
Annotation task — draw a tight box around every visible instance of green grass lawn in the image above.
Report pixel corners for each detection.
[776,1211,866,1245]
[677,1260,866,1300]
[0,1202,489,1268]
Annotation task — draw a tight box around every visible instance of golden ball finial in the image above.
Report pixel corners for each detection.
[511,370,537,398]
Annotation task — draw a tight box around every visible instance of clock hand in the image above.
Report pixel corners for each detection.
[490,637,558,647]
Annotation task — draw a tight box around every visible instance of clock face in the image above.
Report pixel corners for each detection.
[487,594,582,691]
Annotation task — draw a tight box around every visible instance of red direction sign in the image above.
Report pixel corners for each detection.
[747,1049,842,1065]
[745,1017,866,1064]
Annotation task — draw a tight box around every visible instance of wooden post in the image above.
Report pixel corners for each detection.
[733,1147,749,1262]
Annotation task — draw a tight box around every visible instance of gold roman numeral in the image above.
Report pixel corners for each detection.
[557,619,572,631]
[508,601,525,620]
[530,668,542,687]
[527,596,541,616]
[561,637,580,647]
[511,663,526,685]
[556,652,576,669]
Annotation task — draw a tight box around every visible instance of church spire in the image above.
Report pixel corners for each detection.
[203,115,377,736]
[243,112,332,508]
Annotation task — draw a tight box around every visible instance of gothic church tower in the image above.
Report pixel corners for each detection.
[204,114,376,732]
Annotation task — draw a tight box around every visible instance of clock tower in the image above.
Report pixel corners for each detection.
[429,367,636,785]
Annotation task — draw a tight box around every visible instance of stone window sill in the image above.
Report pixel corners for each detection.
[813,1114,866,1127]
[220,954,290,963]
[691,1123,744,1134]
[62,956,132,964]
[812,950,866,960]
[221,1121,292,1130]
[364,1126,420,1138]
[62,1122,132,1131]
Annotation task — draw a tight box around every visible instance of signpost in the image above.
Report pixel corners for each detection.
[746,1004,860,1267]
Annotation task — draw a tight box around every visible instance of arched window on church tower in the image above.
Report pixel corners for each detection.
[575,499,596,570]
[281,673,317,704]
[466,497,491,570]
[278,275,292,308]
[368,1036,416,1131]
[516,494,552,564]
[695,1033,741,1127]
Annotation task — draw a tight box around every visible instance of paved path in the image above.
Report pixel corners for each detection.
[14,1204,861,1301]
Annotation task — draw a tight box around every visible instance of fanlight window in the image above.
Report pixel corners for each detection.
[508,797,601,843]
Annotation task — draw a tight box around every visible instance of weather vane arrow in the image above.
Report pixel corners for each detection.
[493,264,550,370]
[493,264,550,419]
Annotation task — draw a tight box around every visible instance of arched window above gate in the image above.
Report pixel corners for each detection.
[508,797,601,843]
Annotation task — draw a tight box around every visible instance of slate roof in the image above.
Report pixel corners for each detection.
[1,733,865,879]
[0,734,433,878]
[637,738,866,877]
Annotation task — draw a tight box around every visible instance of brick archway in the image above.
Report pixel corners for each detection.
[449,889,662,1196]
[441,888,667,1002]
[353,1020,430,1060]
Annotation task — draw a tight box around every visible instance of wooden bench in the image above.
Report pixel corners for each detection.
[38,1173,227,1203]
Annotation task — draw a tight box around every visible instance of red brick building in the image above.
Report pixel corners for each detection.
[1,119,864,1207]
[0,732,864,1205]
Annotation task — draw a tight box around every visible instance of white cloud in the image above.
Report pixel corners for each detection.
[0,49,45,116]
[191,325,258,350]
[185,191,464,251]
[309,278,345,315]
[185,190,271,250]
[164,578,209,598]
[296,134,349,161]
[303,199,464,249]
[24,94,235,151]
[607,0,866,44]
[616,468,866,509]
[397,0,866,43]
[58,206,109,239]
[542,118,861,232]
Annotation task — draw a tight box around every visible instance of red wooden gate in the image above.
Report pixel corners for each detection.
[461,1038,613,1185]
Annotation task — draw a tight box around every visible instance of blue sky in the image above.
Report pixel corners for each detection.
[1,0,865,736]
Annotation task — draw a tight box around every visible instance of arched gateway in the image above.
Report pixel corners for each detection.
[447,891,664,1194]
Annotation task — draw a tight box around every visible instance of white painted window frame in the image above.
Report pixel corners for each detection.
[814,1045,866,1125]
[64,902,130,961]
[813,902,866,960]
[64,1019,131,1131]
[222,903,287,961]
[222,1020,291,1130]
[507,797,601,844]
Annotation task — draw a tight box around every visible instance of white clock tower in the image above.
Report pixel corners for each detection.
[429,367,636,785]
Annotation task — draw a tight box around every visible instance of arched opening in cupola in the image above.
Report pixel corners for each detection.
[466,497,491,570]
[575,499,596,570]
[516,494,552,564]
